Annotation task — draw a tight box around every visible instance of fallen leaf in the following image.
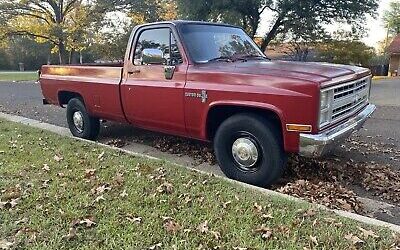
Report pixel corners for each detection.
[253,203,263,214]
[9,198,19,208]
[164,219,181,233]
[309,235,318,246]
[120,190,128,198]
[222,201,232,209]
[84,169,96,178]
[255,225,272,240]
[210,230,221,240]
[198,221,209,234]
[80,218,96,228]
[126,215,142,224]
[94,195,105,203]
[157,182,173,194]
[54,155,63,162]
[261,213,274,220]
[15,218,28,225]
[62,227,77,241]
[42,164,50,172]
[345,234,364,246]
[0,198,19,210]
[0,239,13,249]
[303,209,317,218]
[98,151,105,159]
[358,227,379,239]
[114,173,124,186]
[148,243,162,250]
[94,184,111,195]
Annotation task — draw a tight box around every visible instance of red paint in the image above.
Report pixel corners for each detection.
[39,21,371,154]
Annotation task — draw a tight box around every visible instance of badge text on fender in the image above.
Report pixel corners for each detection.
[185,90,208,103]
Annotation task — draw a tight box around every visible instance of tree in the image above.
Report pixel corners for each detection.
[383,1,400,36]
[0,36,58,70]
[0,0,106,64]
[177,0,269,38]
[260,0,379,51]
[89,0,178,61]
[98,0,177,24]
[316,30,375,66]
[177,0,379,51]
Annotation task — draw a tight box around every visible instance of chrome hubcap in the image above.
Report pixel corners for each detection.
[72,111,84,133]
[232,138,259,169]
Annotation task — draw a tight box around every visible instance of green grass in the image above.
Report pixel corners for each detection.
[0,119,398,249]
[0,71,38,82]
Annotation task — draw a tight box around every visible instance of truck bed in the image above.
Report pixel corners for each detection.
[40,64,126,123]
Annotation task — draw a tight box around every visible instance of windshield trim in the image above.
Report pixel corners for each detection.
[177,23,266,65]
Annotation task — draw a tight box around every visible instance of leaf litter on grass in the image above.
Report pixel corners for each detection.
[144,134,400,213]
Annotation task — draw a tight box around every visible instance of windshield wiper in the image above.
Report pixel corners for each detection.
[206,54,269,63]
[207,56,235,63]
[235,55,270,61]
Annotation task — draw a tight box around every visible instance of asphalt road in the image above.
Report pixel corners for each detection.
[0,78,399,225]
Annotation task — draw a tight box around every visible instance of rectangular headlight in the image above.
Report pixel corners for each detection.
[319,89,333,129]
[320,91,330,109]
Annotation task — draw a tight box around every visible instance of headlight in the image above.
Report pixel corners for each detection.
[319,89,333,128]
[320,91,329,109]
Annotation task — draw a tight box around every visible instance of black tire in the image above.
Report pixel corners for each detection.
[214,113,286,187]
[66,98,100,140]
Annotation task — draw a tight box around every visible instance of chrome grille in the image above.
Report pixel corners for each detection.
[320,76,371,129]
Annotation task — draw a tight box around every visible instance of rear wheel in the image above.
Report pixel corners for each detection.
[214,113,286,187]
[66,98,100,140]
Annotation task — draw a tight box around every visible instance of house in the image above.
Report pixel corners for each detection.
[388,34,400,76]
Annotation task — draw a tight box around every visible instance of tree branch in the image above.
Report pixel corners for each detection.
[7,30,59,45]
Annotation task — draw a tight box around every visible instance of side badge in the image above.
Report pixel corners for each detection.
[185,90,208,103]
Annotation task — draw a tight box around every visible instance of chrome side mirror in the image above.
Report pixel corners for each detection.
[142,48,165,65]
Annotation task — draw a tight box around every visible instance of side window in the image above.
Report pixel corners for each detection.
[169,34,183,65]
[134,28,183,66]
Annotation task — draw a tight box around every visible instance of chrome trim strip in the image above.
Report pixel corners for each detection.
[300,104,376,158]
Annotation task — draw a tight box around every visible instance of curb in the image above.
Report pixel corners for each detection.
[372,76,400,81]
[1,112,400,233]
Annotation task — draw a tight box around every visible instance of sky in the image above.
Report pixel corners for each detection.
[258,0,393,48]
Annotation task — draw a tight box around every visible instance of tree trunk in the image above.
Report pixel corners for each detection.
[249,16,260,39]
[260,16,284,52]
[58,42,68,65]
[70,50,79,64]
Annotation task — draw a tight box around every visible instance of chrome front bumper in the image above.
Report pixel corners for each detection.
[299,104,376,158]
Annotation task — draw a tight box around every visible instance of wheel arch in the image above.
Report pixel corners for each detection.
[58,91,85,108]
[204,101,286,148]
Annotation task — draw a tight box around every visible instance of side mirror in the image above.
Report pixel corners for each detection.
[142,48,165,65]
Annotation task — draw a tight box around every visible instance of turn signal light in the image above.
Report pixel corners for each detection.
[286,124,312,133]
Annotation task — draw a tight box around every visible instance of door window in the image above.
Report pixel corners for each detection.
[134,28,183,66]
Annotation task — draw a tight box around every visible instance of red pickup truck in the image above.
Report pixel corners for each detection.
[40,21,376,187]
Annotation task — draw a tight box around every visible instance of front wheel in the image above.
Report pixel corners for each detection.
[66,98,100,140]
[214,113,286,187]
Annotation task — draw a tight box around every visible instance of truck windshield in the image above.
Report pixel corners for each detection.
[179,24,266,63]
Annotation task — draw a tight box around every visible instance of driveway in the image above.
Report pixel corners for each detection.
[0,79,399,225]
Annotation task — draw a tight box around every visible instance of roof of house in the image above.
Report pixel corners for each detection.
[388,34,400,53]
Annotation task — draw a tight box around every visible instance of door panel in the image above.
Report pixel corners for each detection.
[121,27,187,135]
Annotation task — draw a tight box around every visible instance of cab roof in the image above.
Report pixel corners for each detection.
[137,20,242,29]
